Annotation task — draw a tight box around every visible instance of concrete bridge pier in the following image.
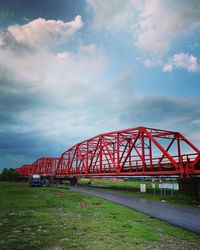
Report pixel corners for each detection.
[178,177,200,199]
[69,176,78,186]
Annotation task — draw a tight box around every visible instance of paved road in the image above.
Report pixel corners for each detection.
[68,186,200,235]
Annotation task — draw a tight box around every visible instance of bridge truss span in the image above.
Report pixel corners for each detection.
[17,158,60,177]
[56,127,200,177]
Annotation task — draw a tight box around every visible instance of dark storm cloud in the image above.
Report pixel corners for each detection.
[0,131,43,156]
[127,97,199,121]
[0,130,60,158]
[0,65,56,168]
[120,97,200,138]
[0,66,44,121]
[0,128,65,169]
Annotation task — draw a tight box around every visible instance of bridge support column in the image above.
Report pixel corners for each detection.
[69,176,78,186]
[178,177,200,199]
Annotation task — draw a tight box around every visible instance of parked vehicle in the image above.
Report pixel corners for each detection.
[29,174,49,187]
[41,179,49,187]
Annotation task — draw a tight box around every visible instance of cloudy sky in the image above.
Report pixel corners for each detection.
[0,0,200,170]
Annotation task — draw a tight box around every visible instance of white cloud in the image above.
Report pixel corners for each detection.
[56,51,71,60]
[163,53,200,72]
[87,0,200,56]
[6,15,83,49]
[142,58,161,68]
[87,0,134,31]
[0,16,119,154]
[163,63,173,72]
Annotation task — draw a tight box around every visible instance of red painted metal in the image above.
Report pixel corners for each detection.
[16,127,200,178]
[31,158,60,176]
[16,164,32,177]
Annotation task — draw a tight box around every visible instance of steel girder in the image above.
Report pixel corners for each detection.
[16,127,200,178]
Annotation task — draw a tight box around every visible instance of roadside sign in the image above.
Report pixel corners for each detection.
[152,183,156,189]
[162,183,173,189]
[159,183,179,190]
[173,183,179,190]
[140,183,146,192]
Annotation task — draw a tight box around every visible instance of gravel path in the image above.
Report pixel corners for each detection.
[67,186,200,235]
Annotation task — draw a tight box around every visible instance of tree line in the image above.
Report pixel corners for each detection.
[0,168,19,181]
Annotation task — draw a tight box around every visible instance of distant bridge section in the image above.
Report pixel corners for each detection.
[16,127,200,178]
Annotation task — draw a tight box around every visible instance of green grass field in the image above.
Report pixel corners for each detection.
[0,182,199,250]
[78,179,151,189]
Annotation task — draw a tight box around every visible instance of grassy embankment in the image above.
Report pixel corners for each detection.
[0,181,199,250]
[78,179,200,209]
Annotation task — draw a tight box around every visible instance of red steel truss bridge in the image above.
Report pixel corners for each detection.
[16,127,200,178]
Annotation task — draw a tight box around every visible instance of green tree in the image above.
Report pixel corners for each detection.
[0,168,19,181]
[0,168,8,181]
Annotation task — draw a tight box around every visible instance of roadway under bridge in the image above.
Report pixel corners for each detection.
[16,127,200,178]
